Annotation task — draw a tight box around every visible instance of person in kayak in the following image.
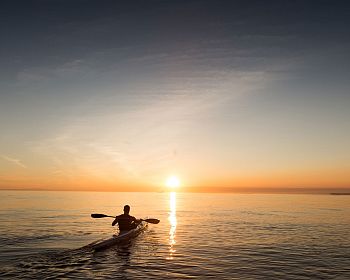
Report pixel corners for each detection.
[112,205,140,231]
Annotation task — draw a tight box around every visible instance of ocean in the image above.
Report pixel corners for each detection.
[0,191,349,279]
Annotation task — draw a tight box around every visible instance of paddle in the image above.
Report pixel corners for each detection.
[91,213,160,224]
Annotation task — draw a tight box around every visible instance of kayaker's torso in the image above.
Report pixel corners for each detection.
[114,214,137,231]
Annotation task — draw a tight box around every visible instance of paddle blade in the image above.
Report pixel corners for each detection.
[91,213,109,218]
[144,218,160,224]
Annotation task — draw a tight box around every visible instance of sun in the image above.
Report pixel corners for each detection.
[166,176,180,189]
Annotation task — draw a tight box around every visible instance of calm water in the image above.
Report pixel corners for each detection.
[0,191,349,279]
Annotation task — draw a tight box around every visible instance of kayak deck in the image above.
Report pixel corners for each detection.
[90,221,147,251]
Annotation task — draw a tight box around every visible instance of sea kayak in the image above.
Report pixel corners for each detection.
[89,221,147,251]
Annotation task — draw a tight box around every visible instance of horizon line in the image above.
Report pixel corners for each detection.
[1,187,349,195]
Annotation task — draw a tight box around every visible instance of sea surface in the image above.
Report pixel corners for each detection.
[0,191,349,279]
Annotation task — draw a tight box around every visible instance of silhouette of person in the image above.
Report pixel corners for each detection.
[112,205,140,231]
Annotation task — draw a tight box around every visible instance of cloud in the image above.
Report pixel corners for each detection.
[1,155,27,169]
[15,59,91,86]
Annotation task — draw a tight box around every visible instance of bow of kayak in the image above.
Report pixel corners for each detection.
[88,221,148,251]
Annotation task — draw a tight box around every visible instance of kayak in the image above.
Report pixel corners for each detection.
[89,221,147,251]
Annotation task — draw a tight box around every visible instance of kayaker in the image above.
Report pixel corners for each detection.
[112,205,140,231]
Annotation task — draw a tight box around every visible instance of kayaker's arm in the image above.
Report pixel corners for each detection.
[112,217,118,226]
[134,217,142,225]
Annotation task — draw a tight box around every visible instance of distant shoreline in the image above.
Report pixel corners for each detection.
[1,188,350,195]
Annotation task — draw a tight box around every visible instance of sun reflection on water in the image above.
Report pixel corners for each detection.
[167,191,177,260]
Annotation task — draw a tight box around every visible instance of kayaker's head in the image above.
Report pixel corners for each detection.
[123,205,130,214]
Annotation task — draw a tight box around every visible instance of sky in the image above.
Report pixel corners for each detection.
[1,0,350,192]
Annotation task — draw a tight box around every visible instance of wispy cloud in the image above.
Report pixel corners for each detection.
[16,59,91,86]
[1,155,27,169]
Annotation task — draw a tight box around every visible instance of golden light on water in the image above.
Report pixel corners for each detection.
[166,176,180,189]
[167,191,177,260]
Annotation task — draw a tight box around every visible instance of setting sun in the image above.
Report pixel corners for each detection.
[166,176,180,189]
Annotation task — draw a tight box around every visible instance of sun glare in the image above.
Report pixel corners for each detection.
[166,176,180,189]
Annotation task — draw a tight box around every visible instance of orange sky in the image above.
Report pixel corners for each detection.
[1,161,349,193]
